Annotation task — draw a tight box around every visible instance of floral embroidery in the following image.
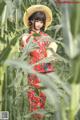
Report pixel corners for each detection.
[21,32,55,114]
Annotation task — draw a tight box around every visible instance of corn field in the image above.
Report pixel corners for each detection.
[0,0,80,120]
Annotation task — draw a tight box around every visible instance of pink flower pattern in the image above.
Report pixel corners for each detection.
[20,31,55,119]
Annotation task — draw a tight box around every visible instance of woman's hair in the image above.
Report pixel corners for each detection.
[28,11,46,32]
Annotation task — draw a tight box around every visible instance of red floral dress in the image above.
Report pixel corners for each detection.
[21,31,54,119]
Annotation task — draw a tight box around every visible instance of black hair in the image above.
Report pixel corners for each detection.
[28,11,46,32]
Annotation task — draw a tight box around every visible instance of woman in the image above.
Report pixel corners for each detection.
[20,5,57,120]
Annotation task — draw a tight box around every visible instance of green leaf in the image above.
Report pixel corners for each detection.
[0,1,6,16]
[0,36,6,43]
[0,46,11,65]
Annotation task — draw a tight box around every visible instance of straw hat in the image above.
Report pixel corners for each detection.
[23,5,53,30]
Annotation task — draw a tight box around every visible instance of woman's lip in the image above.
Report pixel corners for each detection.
[36,27,41,29]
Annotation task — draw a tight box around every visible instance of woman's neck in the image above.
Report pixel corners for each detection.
[31,29,41,34]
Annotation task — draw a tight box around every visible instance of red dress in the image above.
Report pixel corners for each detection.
[21,31,54,119]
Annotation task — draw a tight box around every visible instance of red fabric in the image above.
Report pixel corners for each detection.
[27,74,46,111]
[29,31,55,73]
[27,89,46,111]
[21,31,55,119]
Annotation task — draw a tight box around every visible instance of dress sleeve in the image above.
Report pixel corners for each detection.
[45,35,58,57]
[44,34,58,52]
[41,33,51,47]
[19,33,31,51]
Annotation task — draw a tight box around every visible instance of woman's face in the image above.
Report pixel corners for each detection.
[34,20,44,30]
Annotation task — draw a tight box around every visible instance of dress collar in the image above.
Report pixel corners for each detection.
[30,31,43,35]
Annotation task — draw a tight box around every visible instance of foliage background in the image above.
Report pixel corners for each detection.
[0,0,80,120]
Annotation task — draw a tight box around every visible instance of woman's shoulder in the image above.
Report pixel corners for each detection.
[40,31,48,36]
[20,33,31,48]
[22,33,30,41]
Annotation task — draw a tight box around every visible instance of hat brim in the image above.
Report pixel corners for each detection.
[23,5,53,30]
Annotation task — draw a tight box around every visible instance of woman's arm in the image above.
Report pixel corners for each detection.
[19,33,31,51]
[47,41,58,57]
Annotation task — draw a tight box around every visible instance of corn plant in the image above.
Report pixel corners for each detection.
[0,0,80,120]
